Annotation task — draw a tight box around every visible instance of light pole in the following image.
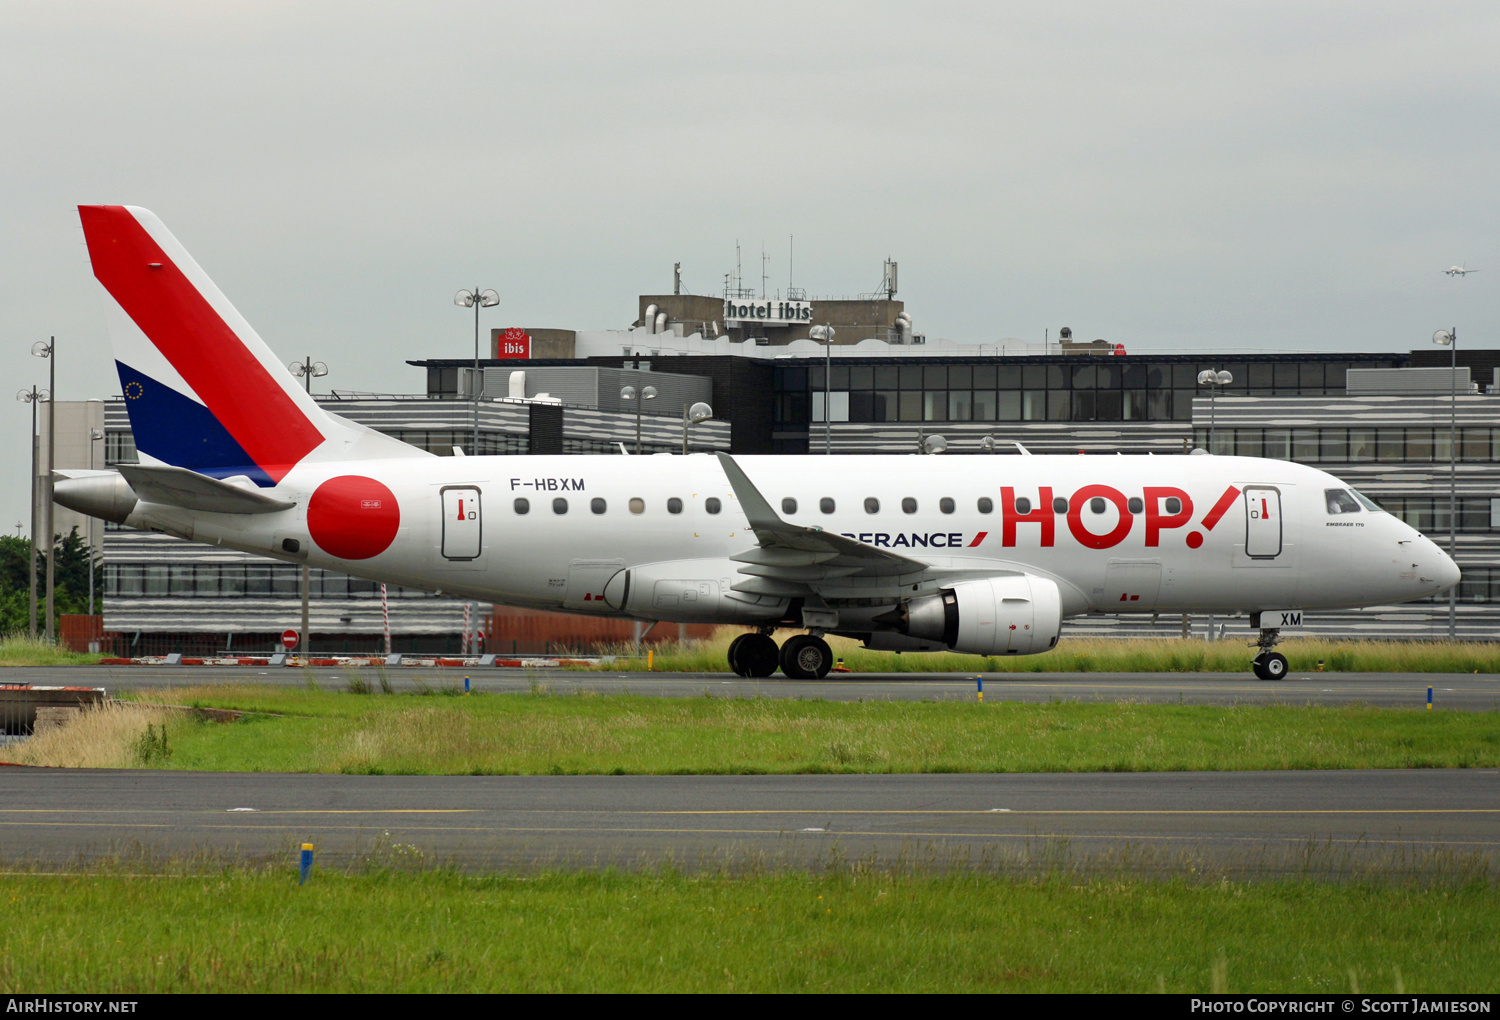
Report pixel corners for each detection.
[15,383,49,638]
[810,324,836,454]
[1196,369,1233,453]
[621,384,657,454]
[1433,328,1458,639]
[681,402,713,454]
[287,356,328,657]
[88,427,104,621]
[31,340,56,642]
[288,356,328,394]
[455,288,500,455]
[1196,368,1233,642]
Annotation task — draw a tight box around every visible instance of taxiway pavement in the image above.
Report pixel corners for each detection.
[5,664,1498,711]
[2,769,1495,873]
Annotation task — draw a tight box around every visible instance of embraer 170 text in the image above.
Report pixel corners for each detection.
[54,207,1460,680]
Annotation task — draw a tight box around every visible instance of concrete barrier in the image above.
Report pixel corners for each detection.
[0,686,108,735]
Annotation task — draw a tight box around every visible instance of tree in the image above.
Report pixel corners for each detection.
[0,528,102,635]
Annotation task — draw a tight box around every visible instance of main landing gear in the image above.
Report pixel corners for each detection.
[1251,627,1288,681]
[727,629,834,680]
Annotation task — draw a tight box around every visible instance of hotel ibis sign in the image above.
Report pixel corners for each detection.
[723,299,813,325]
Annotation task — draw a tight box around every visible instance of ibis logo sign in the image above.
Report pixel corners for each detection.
[492,327,531,359]
[724,299,813,324]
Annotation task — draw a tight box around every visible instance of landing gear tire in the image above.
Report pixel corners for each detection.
[780,634,833,680]
[733,633,780,678]
[1253,652,1289,681]
[726,633,752,677]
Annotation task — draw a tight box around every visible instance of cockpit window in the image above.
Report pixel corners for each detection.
[1352,489,1384,512]
[1325,489,1360,514]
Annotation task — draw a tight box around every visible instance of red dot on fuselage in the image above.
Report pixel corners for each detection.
[1186,531,1203,549]
[307,475,400,560]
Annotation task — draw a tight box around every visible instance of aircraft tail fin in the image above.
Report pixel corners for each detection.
[78,205,425,488]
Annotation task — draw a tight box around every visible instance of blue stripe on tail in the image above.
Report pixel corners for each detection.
[116,361,274,487]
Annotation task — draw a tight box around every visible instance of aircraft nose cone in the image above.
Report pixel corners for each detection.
[1436,550,1462,593]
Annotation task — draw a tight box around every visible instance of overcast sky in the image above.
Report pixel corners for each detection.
[2,1,1497,533]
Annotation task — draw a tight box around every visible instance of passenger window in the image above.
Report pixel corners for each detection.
[705,497,721,514]
[820,497,835,514]
[667,497,683,514]
[1164,497,1182,515]
[782,497,798,514]
[939,497,955,514]
[629,498,645,515]
[1016,497,1032,514]
[902,498,917,514]
[590,498,606,515]
[977,497,993,514]
[514,497,530,515]
[1326,489,1360,514]
[864,497,880,514]
[553,498,568,514]
[1127,497,1143,514]
[1052,497,1068,514]
[1089,497,1106,514]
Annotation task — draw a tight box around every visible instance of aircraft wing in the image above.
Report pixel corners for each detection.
[716,452,936,598]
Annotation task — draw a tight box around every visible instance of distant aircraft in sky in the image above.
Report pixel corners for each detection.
[1443,264,1478,277]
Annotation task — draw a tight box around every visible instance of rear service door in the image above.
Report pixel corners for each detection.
[1243,486,1282,558]
[441,486,482,560]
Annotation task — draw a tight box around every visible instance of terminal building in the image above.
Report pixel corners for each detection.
[45,262,1500,653]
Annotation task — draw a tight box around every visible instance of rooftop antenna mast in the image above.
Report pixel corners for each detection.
[761,244,769,299]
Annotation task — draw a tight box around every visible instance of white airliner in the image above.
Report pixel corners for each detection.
[1444,264,1479,277]
[54,207,1460,681]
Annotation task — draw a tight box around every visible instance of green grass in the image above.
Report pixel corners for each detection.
[0,865,1493,992]
[109,686,1500,775]
[601,632,1500,674]
[0,634,102,666]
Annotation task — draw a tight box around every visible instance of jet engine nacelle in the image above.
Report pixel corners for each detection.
[602,558,787,624]
[898,574,1062,655]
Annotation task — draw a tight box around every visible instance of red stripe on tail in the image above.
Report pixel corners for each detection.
[79,206,323,484]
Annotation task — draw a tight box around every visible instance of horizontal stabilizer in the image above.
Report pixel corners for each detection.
[119,464,296,515]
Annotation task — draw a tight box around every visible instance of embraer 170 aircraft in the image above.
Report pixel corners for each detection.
[54,207,1460,681]
[1444,264,1479,277]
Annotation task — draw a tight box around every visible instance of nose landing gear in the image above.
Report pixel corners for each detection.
[726,629,834,679]
[1250,627,1288,681]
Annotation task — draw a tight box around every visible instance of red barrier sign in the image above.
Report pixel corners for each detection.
[282,629,299,651]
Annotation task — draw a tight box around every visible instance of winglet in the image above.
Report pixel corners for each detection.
[715,453,785,530]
